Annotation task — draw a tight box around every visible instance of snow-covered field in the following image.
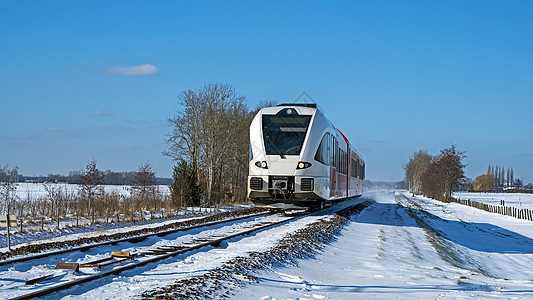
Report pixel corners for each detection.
[11,183,170,200]
[454,192,533,210]
[0,183,173,242]
[2,191,533,299]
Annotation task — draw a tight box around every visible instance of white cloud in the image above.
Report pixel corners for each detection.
[91,110,112,116]
[43,128,63,137]
[104,64,158,76]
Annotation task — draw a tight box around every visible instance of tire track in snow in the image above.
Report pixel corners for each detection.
[396,194,493,277]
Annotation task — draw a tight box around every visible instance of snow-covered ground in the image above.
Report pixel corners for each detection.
[0,183,174,244]
[454,192,533,210]
[0,213,293,299]
[3,191,533,299]
[0,205,243,249]
[237,191,533,299]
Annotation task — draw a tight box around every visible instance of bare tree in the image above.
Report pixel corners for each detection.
[0,166,19,218]
[44,183,64,229]
[166,83,248,207]
[404,150,432,195]
[421,145,466,201]
[14,197,27,232]
[439,145,466,200]
[165,90,203,175]
[37,195,47,230]
[131,162,156,219]
[80,159,103,225]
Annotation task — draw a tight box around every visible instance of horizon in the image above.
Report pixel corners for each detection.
[1,1,532,184]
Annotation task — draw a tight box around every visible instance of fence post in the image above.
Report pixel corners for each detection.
[7,214,10,251]
[0,215,17,251]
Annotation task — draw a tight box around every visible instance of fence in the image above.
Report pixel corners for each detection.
[449,197,533,221]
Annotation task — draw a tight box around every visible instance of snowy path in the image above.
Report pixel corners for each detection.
[236,191,533,299]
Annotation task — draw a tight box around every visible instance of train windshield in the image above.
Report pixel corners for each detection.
[262,114,312,156]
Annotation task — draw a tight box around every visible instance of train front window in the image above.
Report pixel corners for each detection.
[262,115,311,156]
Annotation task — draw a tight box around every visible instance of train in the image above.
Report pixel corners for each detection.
[248,103,365,210]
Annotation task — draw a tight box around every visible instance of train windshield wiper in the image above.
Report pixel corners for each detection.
[265,134,286,159]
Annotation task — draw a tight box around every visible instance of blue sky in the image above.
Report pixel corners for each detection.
[1,1,532,183]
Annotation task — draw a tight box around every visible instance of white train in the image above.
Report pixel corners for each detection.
[248,103,365,210]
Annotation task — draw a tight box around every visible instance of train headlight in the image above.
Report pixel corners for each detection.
[255,161,268,169]
[297,162,312,169]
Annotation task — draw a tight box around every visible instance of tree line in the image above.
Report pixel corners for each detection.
[404,145,466,201]
[472,165,531,192]
[3,170,172,185]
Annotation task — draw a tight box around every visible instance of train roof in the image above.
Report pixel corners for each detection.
[277,103,317,108]
[259,105,317,116]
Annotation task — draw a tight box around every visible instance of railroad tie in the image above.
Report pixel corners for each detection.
[55,262,80,272]
[111,251,133,258]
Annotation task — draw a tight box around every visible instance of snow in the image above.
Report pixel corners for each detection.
[3,191,533,299]
[12,182,170,200]
[0,206,245,249]
[1,183,214,248]
[236,191,533,299]
[43,212,329,299]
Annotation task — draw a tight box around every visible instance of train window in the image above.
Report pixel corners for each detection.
[314,140,324,164]
[334,138,337,167]
[340,150,343,174]
[341,151,346,174]
[344,151,347,174]
[334,142,339,168]
[262,114,312,156]
[344,152,347,174]
[340,151,344,174]
[356,160,364,179]
[331,137,335,167]
[249,142,253,161]
[351,158,357,178]
[338,147,341,171]
[314,133,330,165]
[337,149,347,175]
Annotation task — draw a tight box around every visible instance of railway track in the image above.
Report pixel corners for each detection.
[3,209,310,300]
[0,208,270,267]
